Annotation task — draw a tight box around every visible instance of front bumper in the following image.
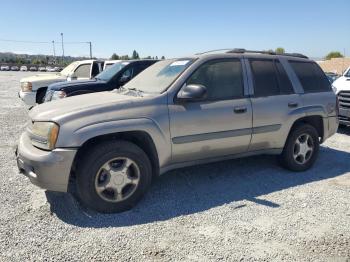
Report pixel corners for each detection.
[19,90,36,106]
[16,132,77,192]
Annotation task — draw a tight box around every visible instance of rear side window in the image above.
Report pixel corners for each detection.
[187,59,244,100]
[250,59,279,97]
[289,61,331,93]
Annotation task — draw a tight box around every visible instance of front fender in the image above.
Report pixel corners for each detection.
[56,118,171,167]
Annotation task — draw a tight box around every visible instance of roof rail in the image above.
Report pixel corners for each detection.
[227,48,308,59]
[195,49,234,55]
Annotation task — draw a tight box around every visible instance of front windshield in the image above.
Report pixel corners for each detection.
[123,59,194,93]
[345,68,350,77]
[60,61,79,76]
[96,62,129,81]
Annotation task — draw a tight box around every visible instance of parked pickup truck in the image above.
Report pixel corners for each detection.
[332,67,350,126]
[44,60,157,102]
[16,49,338,213]
[19,60,104,106]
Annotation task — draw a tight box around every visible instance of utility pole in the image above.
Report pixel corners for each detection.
[52,41,56,63]
[60,33,64,64]
[88,42,92,59]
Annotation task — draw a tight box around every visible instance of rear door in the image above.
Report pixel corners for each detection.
[247,58,302,151]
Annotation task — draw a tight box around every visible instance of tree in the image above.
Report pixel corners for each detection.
[161,56,165,59]
[110,53,119,60]
[132,50,140,59]
[325,51,344,60]
[120,55,130,60]
[275,47,285,54]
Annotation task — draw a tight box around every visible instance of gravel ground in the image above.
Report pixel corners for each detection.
[0,71,349,261]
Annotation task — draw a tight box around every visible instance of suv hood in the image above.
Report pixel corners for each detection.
[29,91,142,122]
[333,76,350,92]
[20,73,65,83]
[48,78,105,91]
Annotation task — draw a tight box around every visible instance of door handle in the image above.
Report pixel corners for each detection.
[288,102,298,108]
[234,106,247,114]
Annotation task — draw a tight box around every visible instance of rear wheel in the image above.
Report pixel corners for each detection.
[76,140,152,213]
[279,124,319,171]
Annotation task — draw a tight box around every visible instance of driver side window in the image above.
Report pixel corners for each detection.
[187,59,244,100]
[122,68,134,78]
[74,64,91,78]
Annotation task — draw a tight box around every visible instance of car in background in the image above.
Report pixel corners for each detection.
[19,60,104,106]
[44,60,157,102]
[332,67,350,127]
[11,66,19,71]
[54,67,62,72]
[103,60,120,70]
[29,66,37,72]
[20,66,28,71]
[325,72,339,83]
[1,65,10,71]
[46,66,55,72]
[38,67,46,72]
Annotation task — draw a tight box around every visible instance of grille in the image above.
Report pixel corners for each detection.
[338,91,350,109]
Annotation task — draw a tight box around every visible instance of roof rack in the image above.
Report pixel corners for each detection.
[195,49,234,55]
[227,48,308,59]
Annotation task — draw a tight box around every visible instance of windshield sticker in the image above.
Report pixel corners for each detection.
[122,62,130,65]
[170,60,190,66]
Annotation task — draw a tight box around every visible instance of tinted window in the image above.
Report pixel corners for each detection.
[289,61,331,93]
[74,64,90,78]
[250,59,279,97]
[187,59,243,100]
[122,67,134,78]
[91,62,100,77]
[275,61,294,94]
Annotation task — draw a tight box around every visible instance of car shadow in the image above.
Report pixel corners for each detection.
[45,146,350,228]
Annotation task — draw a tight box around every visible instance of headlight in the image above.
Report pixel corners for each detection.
[21,82,32,92]
[51,90,67,100]
[332,85,337,94]
[31,122,59,150]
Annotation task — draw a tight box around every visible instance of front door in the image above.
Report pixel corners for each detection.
[168,58,253,163]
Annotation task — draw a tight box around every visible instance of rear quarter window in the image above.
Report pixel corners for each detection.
[289,61,331,93]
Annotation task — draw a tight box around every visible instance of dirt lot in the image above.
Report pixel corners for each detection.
[0,71,349,261]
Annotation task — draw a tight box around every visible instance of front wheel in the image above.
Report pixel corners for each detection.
[76,140,152,213]
[279,124,320,172]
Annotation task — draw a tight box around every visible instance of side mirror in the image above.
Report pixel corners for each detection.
[176,84,207,102]
[67,73,77,81]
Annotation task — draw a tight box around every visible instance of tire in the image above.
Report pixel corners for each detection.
[279,124,320,172]
[36,88,47,104]
[76,140,152,213]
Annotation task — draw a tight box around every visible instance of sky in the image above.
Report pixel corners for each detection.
[0,0,349,59]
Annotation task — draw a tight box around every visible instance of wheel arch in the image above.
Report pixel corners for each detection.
[286,115,324,146]
[71,130,160,184]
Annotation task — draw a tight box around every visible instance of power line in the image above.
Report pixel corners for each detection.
[0,38,50,44]
[0,38,91,45]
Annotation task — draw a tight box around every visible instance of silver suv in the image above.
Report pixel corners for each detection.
[16,49,338,213]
